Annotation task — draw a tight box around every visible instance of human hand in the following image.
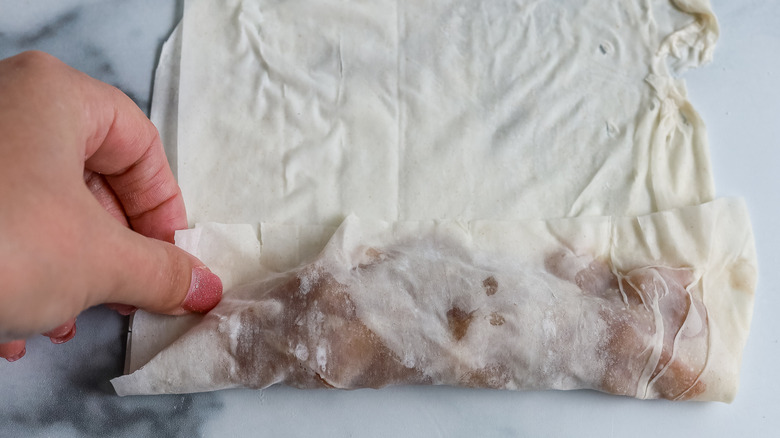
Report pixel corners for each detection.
[0,51,223,361]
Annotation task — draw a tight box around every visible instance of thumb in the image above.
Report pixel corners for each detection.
[95,224,223,315]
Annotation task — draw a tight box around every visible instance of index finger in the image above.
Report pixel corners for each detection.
[75,65,186,243]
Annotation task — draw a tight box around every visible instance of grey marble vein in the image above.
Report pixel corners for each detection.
[0,308,222,437]
[0,0,184,114]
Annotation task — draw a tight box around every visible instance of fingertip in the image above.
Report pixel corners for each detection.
[43,318,77,344]
[180,266,223,313]
[105,303,137,316]
[0,340,27,362]
[6,346,26,362]
[49,325,76,345]
[98,228,222,317]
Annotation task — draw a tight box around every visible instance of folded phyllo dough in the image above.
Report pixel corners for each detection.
[113,199,756,401]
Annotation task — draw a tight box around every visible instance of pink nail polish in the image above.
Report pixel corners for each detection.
[181,266,223,313]
[6,346,26,362]
[50,324,77,344]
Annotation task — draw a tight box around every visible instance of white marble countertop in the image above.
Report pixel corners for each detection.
[1,1,778,436]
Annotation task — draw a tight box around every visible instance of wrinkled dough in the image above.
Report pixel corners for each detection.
[220,237,706,400]
[113,201,757,400]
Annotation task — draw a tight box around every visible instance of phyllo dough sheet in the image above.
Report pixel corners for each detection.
[176,0,718,225]
[113,199,756,401]
[120,0,758,401]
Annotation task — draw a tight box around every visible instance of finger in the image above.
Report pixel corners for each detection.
[78,81,186,243]
[105,303,137,316]
[0,52,185,243]
[84,172,137,317]
[0,340,26,362]
[88,220,222,315]
[42,317,77,344]
[83,170,129,226]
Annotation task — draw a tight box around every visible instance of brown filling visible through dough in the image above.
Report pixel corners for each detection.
[545,252,708,400]
[483,276,499,296]
[602,268,707,400]
[234,268,429,390]
[447,307,476,341]
[230,247,709,400]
